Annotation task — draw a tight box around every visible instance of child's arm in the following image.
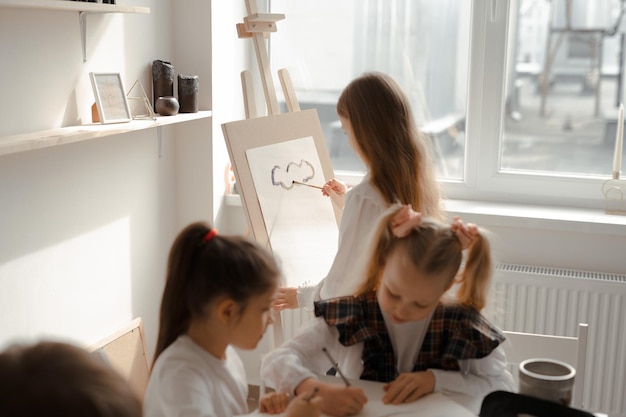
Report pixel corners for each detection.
[295,378,367,417]
[260,317,370,417]
[322,178,347,210]
[272,287,299,310]
[381,370,436,405]
[284,390,323,417]
[429,347,516,397]
[259,391,290,414]
[261,318,343,393]
[381,347,515,405]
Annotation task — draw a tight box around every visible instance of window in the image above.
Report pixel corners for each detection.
[269,0,625,209]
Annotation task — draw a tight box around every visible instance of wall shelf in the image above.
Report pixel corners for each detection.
[0,0,149,14]
[0,0,150,61]
[0,111,212,157]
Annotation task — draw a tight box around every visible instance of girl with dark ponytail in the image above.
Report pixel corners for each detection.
[144,223,321,417]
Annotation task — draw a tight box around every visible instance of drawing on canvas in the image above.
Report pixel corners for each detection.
[246,137,338,287]
[271,160,315,190]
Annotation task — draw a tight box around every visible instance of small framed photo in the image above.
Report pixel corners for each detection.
[89,72,132,124]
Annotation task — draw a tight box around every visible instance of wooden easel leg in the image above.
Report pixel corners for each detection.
[241,70,258,119]
[278,68,301,112]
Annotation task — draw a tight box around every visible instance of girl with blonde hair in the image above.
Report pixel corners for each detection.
[262,205,514,417]
[275,72,444,310]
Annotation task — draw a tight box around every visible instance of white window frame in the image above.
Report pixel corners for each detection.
[444,0,610,210]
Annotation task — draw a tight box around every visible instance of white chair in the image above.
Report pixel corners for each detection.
[501,323,589,409]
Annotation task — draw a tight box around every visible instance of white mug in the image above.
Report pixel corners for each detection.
[518,358,576,406]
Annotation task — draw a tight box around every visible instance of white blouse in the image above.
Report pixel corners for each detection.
[297,175,387,308]
[260,316,516,400]
[144,335,249,417]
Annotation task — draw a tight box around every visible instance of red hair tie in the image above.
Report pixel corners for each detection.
[203,229,218,243]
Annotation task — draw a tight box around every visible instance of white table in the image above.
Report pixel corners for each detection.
[241,375,478,417]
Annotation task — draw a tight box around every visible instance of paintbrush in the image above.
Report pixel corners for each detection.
[292,180,324,190]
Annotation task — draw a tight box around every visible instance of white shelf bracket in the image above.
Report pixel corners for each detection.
[79,11,105,62]
[157,126,163,158]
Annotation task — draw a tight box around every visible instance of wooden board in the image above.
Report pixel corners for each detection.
[88,317,150,402]
[222,109,340,249]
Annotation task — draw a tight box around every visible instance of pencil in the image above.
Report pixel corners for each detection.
[322,347,351,386]
[305,387,319,402]
[292,180,324,190]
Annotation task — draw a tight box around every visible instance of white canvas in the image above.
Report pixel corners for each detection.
[246,137,338,287]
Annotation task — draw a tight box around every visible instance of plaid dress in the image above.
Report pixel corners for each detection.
[314,291,505,383]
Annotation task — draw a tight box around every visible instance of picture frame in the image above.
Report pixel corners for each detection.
[89,72,132,124]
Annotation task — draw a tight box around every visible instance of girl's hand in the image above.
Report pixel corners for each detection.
[322,179,347,210]
[284,390,323,417]
[296,379,367,417]
[259,391,290,414]
[272,287,299,310]
[451,216,478,250]
[382,371,435,405]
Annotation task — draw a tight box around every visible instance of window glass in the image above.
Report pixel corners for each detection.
[502,0,624,177]
[269,0,472,181]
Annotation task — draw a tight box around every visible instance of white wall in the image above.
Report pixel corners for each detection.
[0,0,214,359]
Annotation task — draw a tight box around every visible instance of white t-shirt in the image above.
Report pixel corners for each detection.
[298,175,387,307]
[144,335,249,417]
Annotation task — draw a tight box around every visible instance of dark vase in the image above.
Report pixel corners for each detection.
[155,96,179,116]
[178,75,199,113]
[152,60,175,111]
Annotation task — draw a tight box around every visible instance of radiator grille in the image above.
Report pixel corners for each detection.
[488,264,626,416]
[497,263,626,283]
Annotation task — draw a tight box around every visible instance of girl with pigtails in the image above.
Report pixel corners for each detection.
[261,205,515,417]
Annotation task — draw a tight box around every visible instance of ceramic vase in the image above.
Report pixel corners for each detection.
[178,75,199,113]
[155,96,179,116]
[152,60,175,112]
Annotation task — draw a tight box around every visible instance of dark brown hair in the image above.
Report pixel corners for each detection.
[0,341,141,417]
[357,205,492,311]
[153,222,279,365]
[337,72,444,220]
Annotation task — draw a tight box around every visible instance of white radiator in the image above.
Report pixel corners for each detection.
[277,264,626,415]
[487,264,626,416]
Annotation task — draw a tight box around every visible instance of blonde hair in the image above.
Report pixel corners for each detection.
[356,206,492,311]
[337,72,444,220]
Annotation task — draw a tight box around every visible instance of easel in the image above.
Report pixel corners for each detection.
[236,0,300,118]
[236,0,309,354]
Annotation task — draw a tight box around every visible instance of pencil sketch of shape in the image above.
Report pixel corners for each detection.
[245,137,338,288]
[271,159,315,190]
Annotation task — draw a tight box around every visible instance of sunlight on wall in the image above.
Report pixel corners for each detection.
[0,217,132,350]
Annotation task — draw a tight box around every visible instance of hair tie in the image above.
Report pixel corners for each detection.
[391,204,423,238]
[451,217,477,250]
[203,229,218,243]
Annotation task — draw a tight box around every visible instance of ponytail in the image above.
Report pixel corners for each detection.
[455,232,492,311]
[152,223,279,367]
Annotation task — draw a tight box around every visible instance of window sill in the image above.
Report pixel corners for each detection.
[445,199,626,236]
[224,193,626,236]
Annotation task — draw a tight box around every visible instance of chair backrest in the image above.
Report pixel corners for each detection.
[480,390,595,417]
[501,323,589,409]
[88,317,150,402]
